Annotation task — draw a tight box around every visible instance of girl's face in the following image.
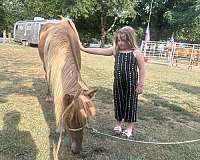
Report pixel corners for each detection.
[117,34,130,50]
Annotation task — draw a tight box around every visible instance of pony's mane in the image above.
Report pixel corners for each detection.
[44,21,80,95]
[39,23,54,40]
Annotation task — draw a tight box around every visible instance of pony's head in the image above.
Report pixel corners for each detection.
[61,81,97,154]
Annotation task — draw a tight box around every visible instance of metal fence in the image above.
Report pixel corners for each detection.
[140,41,200,68]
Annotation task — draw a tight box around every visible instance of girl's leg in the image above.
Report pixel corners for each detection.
[113,120,122,135]
[122,122,135,138]
[115,121,122,128]
[113,78,123,131]
[127,122,135,133]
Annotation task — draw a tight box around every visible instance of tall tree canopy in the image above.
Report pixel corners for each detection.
[135,0,200,42]
[1,0,200,43]
[163,0,200,42]
[67,0,137,46]
[0,0,6,32]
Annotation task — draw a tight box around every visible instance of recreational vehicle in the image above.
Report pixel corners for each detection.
[13,18,60,45]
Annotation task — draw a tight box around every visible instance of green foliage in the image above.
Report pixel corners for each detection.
[170,0,200,42]
[0,0,5,32]
[67,0,137,45]
[2,0,64,32]
[165,1,197,26]
[1,0,200,43]
[68,0,136,19]
[176,23,200,43]
[68,0,98,18]
[135,0,200,42]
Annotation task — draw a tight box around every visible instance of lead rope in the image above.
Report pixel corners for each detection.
[55,89,84,160]
[86,126,200,145]
[55,100,74,160]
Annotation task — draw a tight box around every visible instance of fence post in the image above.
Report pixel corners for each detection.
[170,42,176,66]
[153,42,156,57]
[188,45,195,69]
[144,41,147,56]
[140,40,144,51]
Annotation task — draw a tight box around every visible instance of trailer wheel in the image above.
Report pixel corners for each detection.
[22,41,26,46]
[22,41,29,46]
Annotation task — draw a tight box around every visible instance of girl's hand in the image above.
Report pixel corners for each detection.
[136,85,144,94]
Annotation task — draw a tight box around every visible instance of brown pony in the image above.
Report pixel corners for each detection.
[164,43,200,66]
[38,18,96,156]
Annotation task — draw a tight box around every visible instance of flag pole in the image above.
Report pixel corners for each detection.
[147,0,154,30]
[145,0,153,41]
[144,0,154,56]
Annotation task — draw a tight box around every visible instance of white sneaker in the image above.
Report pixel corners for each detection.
[122,129,133,138]
[113,126,122,135]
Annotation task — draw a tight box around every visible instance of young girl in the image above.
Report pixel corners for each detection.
[80,26,145,138]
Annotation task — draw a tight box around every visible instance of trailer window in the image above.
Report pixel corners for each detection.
[15,25,19,30]
[26,24,31,30]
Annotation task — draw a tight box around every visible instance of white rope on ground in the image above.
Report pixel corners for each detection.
[86,127,200,145]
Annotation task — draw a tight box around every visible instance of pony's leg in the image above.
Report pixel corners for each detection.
[44,71,53,102]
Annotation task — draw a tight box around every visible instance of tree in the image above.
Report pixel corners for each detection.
[0,0,6,32]
[2,0,63,33]
[134,0,200,43]
[163,0,199,42]
[135,0,177,41]
[67,0,137,46]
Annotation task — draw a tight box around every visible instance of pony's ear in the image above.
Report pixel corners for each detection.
[87,89,97,99]
[63,94,74,107]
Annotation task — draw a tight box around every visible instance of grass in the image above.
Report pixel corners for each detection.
[0,43,200,160]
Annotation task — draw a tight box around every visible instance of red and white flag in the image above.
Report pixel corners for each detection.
[145,25,150,42]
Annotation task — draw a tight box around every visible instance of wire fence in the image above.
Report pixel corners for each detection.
[140,41,200,68]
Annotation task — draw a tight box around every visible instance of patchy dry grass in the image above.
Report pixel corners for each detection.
[0,43,200,160]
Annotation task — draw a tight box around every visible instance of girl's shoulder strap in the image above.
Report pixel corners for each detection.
[132,48,140,52]
[132,48,142,57]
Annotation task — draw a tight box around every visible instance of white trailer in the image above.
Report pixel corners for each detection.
[13,18,60,45]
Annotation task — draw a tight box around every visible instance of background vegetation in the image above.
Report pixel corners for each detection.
[1,0,200,44]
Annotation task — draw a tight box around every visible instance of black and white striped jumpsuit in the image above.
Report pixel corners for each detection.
[113,51,138,123]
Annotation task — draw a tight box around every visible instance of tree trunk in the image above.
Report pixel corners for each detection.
[3,30,6,43]
[100,15,106,48]
[8,33,11,43]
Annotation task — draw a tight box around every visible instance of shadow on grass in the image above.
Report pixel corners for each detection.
[94,86,113,105]
[90,85,200,123]
[32,78,57,160]
[0,110,38,159]
[32,79,112,159]
[167,82,200,96]
[141,93,200,123]
[0,70,35,100]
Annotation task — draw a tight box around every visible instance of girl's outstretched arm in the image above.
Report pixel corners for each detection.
[80,45,113,56]
[135,50,145,94]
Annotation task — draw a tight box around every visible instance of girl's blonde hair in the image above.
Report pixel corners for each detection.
[113,26,138,55]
